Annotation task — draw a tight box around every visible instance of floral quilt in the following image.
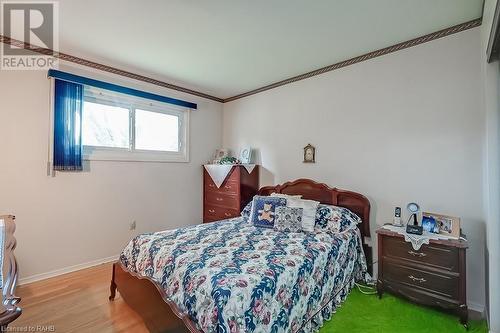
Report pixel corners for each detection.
[120,217,368,333]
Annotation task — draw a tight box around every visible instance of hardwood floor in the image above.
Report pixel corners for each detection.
[13,263,148,333]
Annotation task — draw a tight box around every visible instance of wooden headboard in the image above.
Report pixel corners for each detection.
[258,178,371,241]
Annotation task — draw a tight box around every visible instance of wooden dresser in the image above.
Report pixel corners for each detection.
[376,228,468,327]
[203,165,259,223]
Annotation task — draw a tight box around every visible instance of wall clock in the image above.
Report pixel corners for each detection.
[303,144,315,163]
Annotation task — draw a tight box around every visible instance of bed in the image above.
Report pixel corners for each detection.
[109,179,371,333]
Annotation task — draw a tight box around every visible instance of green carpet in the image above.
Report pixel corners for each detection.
[320,288,488,333]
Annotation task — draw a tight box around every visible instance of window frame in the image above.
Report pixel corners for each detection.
[82,87,190,163]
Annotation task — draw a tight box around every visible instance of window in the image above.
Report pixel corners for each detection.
[135,109,179,151]
[82,87,189,162]
[82,102,130,149]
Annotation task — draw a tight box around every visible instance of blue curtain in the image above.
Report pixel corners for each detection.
[53,79,83,171]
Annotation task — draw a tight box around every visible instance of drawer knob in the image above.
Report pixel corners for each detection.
[216,197,223,201]
[224,185,231,189]
[408,250,426,258]
[224,213,231,217]
[408,275,426,283]
[208,209,215,213]
[209,184,214,187]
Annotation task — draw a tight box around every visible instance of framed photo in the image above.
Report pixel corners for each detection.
[422,212,460,238]
[213,149,229,163]
[303,144,315,163]
[239,147,253,164]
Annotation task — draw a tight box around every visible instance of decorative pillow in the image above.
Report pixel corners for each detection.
[241,201,253,219]
[249,196,287,228]
[286,197,319,232]
[274,207,303,233]
[315,204,362,233]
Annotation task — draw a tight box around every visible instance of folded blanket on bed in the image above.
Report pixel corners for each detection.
[120,217,367,333]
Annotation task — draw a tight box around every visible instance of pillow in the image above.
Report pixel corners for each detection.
[249,196,287,228]
[241,201,253,219]
[270,193,302,199]
[242,194,300,219]
[274,206,303,233]
[286,197,319,232]
[315,204,362,233]
[316,204,338,229]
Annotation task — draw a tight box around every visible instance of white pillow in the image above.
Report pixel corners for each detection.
[270,193,302,199]
[286,197,319,232]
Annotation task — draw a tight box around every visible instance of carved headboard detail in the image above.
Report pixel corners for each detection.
[258,179,371,241]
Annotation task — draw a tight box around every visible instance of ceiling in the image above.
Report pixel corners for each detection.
[51,1,484,99]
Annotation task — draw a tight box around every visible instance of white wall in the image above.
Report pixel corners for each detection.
[223,28,486,310]
[481,1,500,332]
[0,64,223,282]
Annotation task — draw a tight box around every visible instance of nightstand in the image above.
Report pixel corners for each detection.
[376,228,468,327]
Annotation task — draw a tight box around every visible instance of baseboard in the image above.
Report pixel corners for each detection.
[18,255,118,285]
[468,301,486,319]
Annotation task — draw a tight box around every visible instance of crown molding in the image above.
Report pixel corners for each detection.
[223,18,482,103]
[0,18,481,104]
[0,35,224,103]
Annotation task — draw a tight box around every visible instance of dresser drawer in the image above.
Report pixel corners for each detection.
[204,168,240,188]
[383,281,460,310]
[205,192,239,209]
[382,236,459,272]
[204,205,239,222]
[383,260,459,299]
[204,180,239,195]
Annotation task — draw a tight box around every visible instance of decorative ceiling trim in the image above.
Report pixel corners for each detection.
[223,18,482,103]
[0,18,482,104]
[0,35,224,103]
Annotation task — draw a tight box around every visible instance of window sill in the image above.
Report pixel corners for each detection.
[83,148,189,163]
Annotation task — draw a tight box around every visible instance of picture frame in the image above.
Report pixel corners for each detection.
[213,148,229,163]
[303,144,315,163]
[422,212,460,238]
[421,214,439,233]
[239,147,253,164]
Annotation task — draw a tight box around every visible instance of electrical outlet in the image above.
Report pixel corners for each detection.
[130,220,136,231]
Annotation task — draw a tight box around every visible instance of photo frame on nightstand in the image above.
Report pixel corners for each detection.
[422,212,460,239]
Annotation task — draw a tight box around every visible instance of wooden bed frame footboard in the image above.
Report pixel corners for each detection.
[110,179,371,333]
[110,262,201,333]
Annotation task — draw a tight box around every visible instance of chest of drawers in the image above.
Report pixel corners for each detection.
[203,165,259,223]
[376,228,468,327]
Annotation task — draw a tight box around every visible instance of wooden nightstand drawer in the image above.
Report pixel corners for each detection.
[383,236,459,272]
[383,281,460,311]
[383,260,459,299]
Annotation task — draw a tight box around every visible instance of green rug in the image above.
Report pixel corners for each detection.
[320,288,488,333]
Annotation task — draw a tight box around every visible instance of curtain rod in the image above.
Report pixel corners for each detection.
[47,69,197,110]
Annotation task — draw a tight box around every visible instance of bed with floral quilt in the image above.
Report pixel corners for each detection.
[110,179,371,333]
